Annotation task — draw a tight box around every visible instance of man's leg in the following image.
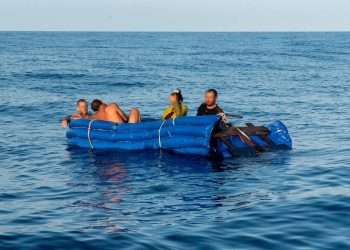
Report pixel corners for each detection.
[128,108,141,123]
[111,103,128,122]
[105,104,125,123]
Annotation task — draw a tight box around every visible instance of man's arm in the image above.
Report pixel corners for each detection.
[163,106,175,120]
[196,104,203,116]
[61,113,84,128]
[61,115,71,128]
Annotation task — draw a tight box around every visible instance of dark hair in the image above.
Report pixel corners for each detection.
[76,99,87,106]
[206,89,218,97]
[91,99,103,112]
[171,89,184,103]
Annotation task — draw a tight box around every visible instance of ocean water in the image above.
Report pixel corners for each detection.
[0,32,349,249]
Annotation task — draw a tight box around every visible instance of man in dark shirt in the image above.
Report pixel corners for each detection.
[197,89,224,116]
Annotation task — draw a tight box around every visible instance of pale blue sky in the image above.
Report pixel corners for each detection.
[0,0,349,31]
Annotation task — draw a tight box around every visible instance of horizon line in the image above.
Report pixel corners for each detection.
[0,30,350,33]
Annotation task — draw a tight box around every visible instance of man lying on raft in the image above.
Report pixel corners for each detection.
[61,99,90,128]
[90,99,141,124]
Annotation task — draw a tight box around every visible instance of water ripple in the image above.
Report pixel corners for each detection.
[0,32,349,249]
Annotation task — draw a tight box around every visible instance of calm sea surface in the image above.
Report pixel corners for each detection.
[0,32,349,249]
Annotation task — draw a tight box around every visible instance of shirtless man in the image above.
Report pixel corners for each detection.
[90,99,140,123]
[61,99,90,128]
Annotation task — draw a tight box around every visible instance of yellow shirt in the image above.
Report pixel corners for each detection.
[162,103,188,120]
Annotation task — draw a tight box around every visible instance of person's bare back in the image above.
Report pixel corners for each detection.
[91,99,140,124]
[90,108,107,121]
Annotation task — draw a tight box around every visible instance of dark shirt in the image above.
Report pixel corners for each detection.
[197,103,224,116]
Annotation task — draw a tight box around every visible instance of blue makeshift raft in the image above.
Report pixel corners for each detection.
[67,115,292,158]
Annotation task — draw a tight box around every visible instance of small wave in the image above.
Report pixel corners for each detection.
[14,72,87,80]
[84,81,146,87]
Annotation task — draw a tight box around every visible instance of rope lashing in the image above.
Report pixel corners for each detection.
[158,120,167,148]
[87,120,95,149]
[236,127,251,142]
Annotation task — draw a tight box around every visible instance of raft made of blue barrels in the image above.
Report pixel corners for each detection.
[66,115,292,158]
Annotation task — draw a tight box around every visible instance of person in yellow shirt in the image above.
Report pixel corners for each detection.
[162,89,188,120]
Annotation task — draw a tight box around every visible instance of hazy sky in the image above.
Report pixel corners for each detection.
[1,0,349,31]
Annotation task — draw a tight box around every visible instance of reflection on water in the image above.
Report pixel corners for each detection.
[66,148,292,229]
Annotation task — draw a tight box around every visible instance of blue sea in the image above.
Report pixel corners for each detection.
[0,32,349,249]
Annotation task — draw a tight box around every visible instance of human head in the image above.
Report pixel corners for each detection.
[169,88,183,105]
[205,89,218,107]
[91,99,105,112]
[76,99,88,115]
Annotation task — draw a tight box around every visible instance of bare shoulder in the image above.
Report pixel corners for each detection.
[71,113,82,119]
[106,103,120,112]
[90,113,101,120]
[107,102,119,108]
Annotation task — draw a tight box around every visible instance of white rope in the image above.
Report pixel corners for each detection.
[236,127,251,142]
[158,120,166,148]
[87,120,95,149]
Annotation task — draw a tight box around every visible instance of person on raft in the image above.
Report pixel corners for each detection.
[162,89,188,120]
[61,99,90,128]
[90,99,141,124]
[197,89,224,116]
[197,88,229,123]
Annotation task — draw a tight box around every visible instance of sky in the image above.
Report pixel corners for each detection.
[0,0,349,31]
